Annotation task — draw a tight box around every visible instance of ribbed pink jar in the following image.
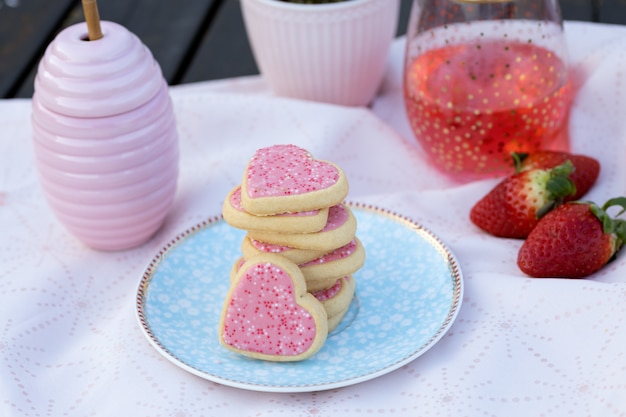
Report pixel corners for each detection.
[31,21,179,251]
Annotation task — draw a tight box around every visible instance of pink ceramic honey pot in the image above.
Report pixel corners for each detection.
[31,14,179,251]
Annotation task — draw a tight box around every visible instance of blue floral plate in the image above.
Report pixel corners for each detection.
[136,203,463,392]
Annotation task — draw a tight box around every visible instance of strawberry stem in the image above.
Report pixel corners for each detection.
[512,152,528,173]
[589,197,626,251]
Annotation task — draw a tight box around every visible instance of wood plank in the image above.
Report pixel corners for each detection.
[0,0,77,98]
[14,0,221,98]
[397,0,413,36]
[91,0,221,83]
[180,0,258,83]
[598,0,626,24]
[559,0,595,22]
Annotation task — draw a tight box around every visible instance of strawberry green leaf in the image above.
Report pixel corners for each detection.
[544,160,577,206]
[602,197,626,216]
[589,197,626,248]
[550,160,574,177]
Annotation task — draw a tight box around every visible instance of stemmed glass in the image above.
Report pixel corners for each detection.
[403,0,572,181]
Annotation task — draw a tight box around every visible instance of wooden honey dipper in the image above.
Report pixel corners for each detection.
[82,0,103,41]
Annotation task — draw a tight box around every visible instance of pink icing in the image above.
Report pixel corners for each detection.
[236,258,245,270]
[245,145,339,198]
[320,205,348,232]
[222,262,318,356]
[312,277,348,302]
[229,187,247,212]
[300,239,356,267]
[250,238,293,254]
[231,186,318,216]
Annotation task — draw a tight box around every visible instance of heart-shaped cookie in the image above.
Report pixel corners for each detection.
[299,237,365,292]
[240,144,349,215]
[222,186,330,234]
[247,204,357,251]
[240,235,329,265]
[219,254,328,362]
[312,276,356,332]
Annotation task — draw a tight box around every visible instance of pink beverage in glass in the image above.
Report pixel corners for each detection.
[31,21,179,251]
[403,0,572,182]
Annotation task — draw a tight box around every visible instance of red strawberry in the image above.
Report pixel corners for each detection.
[517,198,626,278]
[514,150,600,201]
[470,161,577,238]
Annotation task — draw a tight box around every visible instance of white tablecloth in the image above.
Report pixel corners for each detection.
[2,21,626,416]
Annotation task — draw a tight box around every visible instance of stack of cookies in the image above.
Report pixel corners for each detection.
[218,144,365,361]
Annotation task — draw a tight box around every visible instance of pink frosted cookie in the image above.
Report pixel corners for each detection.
[222,186,330,234]
[240,235,329,265]
[299,238,365,292]
[228,260,356,333]
[218,254,328,362]
[240,144,349,215]
[247,204,357,251]
[312,276,356,332]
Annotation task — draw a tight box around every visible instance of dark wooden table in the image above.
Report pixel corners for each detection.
[1,0,624,99]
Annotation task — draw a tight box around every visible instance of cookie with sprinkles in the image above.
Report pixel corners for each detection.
[233,238,364,292]
[240,144,349,215]
[247,204,357,252]
[240,235,330,265]
[222,186,330,234]
[312,276,356,332]
[218,254,328,362]
[299,238,365,292]
[228,259,357,334]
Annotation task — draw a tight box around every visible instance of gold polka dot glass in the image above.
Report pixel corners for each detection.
[403,0,572,181]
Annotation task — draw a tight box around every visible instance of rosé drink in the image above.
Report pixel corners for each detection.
[404,40,571,180]
[403,0,572,181]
